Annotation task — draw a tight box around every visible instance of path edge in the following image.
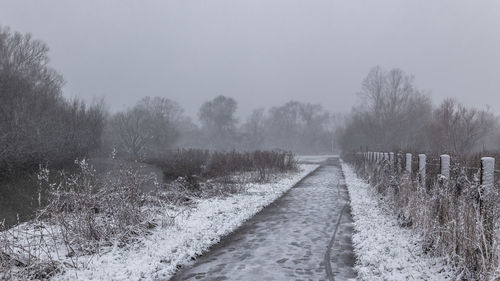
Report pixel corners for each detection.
[171,163,322,279]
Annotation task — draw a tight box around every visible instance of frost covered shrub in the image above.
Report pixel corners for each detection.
[0,160,159,280]
[349,153,500,280]
[39,159,158,254]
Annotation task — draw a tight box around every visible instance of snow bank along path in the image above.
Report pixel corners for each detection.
[341,162,456,281]
[54,164,319,281]
[172,158,356,281]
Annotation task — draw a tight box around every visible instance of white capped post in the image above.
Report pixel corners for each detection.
[418,154,426,186]
[481,157,495,190]
[406,153,412,174]
[440,154,450,179]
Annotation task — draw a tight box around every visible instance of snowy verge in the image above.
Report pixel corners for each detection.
[341,162,456,281]
[53,164,319,281]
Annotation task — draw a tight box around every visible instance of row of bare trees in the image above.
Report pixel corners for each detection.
[242,101,335,153]
[337,66,498,155]
[106,95,338,159]
[0,27,106,177]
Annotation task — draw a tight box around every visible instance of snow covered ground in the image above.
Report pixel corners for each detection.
[341,162,457,281]
[296,154,337,164]
[46,164,319,281]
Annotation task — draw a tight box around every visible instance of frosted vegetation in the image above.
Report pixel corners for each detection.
[344,153,500,280]
[342,163,457,280]
[1,151,303,279]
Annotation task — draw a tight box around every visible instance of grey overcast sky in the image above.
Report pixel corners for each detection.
[1,0,499,119]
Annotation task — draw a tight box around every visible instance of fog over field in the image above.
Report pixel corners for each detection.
[1,0,499,118]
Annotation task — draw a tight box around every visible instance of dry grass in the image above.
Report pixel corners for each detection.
[348,153,500,280]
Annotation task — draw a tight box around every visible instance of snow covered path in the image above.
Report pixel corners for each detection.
[172,158,356,281]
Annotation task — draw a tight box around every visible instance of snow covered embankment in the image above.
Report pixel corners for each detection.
[55,164,319,281]
[341,162,456,281]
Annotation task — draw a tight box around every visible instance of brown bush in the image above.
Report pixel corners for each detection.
[147,149,297,183]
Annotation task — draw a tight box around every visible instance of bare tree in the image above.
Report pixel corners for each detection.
[340,66,432,152]
[198,95,238,150]
[242,108,266,150]
[427,98,497,154]
[263,101,332,153]
[107,96,183,158]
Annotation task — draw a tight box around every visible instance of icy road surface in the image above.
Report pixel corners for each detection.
[172,158,356,281]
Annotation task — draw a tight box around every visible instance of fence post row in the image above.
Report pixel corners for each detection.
[362,152,495,190]
[418,154,426,186]
[440,154,450,179]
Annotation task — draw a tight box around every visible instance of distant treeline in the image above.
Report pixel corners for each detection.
[0,26,338,178]
[104,95,338,159]
[337,66,499,155]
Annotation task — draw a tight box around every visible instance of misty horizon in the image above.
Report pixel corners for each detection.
[1,0,499,119]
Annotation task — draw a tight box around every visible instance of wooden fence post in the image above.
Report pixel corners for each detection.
[406,153,412,174]
[418,154,426,186]
[481,157,495,190]
[440,154,450,179]
[389,152,395,169]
